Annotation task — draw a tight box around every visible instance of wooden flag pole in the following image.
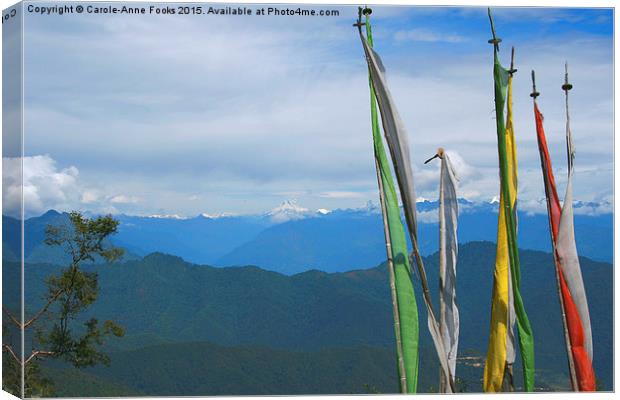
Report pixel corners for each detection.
[409,209,457,393]
[530,70,578,391]
[374,155,408,394]
[426,148,450,393]
[487,10,536,391]
[561,64,580,391]
[359,7,407,393]
[562,63,574,169]
[357,8,455,392]
[502,47,517,393]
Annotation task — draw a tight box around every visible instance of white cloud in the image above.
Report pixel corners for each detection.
[2,155,147,217]
[518,198,549,216]
[19,7,613,217]
[318,191,366,199]
[80,190,101,204]
[394,28,467,43]
[572,201,613,216]
[109,194,140,204]
[444,151,478,182]
[414,150,483,201]
[3,155,80,217]
[418,210,439,223]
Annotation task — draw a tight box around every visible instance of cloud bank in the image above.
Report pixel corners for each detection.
[16,5,613,217]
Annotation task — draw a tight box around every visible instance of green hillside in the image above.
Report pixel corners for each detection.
[46,343,401,396]
[42,367,144,397]
[5,242,613,395]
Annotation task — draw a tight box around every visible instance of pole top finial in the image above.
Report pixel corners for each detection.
[424,149,444,164]
[487,8,502,51]
[362,6,372,16]
[508,46,517,75]
[562,62,573,92]
[353,7,365,28]
[530,70,540,99]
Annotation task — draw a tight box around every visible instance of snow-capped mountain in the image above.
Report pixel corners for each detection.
[200,212,238,219]
[264,200,318,223]
[147,214,188,220]
[10,197,611,272]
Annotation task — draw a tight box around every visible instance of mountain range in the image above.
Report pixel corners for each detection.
[4,242,612,395]
[2,199,612,275]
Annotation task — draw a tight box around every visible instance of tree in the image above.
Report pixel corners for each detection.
[2,212,125,397]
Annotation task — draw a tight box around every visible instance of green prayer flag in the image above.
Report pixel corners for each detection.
[489,10,535,391]
[366,15,419,394]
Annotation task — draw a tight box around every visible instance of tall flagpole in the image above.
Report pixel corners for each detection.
[424,150,449,393]
[374,158,408,394]
[356,7,454,391]
[530,70,578,391]
[560,64,580,390]
[424,148,449,393]
[562,63,574,173]
[560,62,596,391]
[355,8,454,392]
[356,7,407,393]
[503,46,517,393]
[486,8,535,392]
[438,150,448,394]
[425,148,460,394]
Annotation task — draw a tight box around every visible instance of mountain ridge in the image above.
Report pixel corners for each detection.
[3,201,612,272]
[7,241,611,392]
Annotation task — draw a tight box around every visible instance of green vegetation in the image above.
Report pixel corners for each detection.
[66,342,400,395]
[2,212,125,397]
[2,241,612,396]
[42,366,143,397]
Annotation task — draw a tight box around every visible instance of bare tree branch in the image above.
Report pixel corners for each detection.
[3,344,55,366]
[24,350,55,365]
[23,289,65,329]
[3,306,23,329]
[2,344,21,364]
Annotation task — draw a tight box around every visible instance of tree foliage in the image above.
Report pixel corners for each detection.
[2,212,125,396]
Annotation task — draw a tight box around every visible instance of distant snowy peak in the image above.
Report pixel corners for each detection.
[131,198,612,224]
[148,214,187,220]
[266,200,313,223]
[200,212,237,219]
[270,199,309,214]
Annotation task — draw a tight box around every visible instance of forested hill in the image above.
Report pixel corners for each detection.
[6,241,612,395]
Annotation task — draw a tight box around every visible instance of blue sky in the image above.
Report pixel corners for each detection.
[3,3,613,217]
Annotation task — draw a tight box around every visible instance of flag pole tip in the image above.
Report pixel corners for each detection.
[530,69,540,98]
[424,152,441,164]
[437,147,445,157]
[562,62,572,91]
[509,47,516,75]
[362,7,372,15]
[353,7,364,28]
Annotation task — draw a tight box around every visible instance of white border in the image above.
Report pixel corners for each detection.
[0,1,615,400]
